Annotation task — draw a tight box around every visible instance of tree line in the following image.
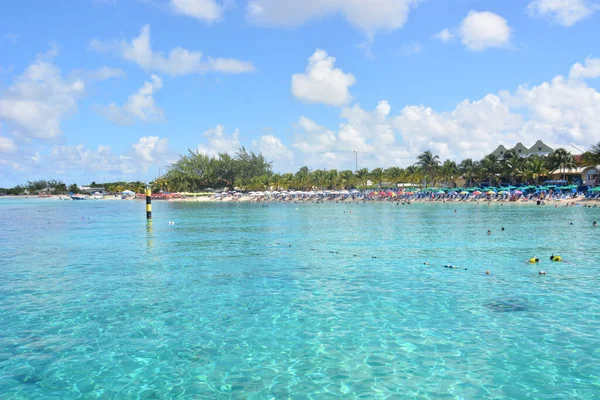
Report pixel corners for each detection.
[0,180,149,195]
[153,143,600,192]
[2,143,599,195]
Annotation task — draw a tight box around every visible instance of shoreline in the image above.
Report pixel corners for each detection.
[2,194,598,206]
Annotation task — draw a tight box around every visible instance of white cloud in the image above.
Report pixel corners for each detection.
[86,67,125,81]
[48,144,131,175]
[247,0,420,37]
[433,28,455,42]
[458,11,512,51]
[2,135,174,181]
[291,58,600,168]
[254,135,294,168]
[132,136,172,170]
[569,57,600,79]
[527,0,595,27]
[197,125,240,157]
[293,116,337,154]
[0,136,16,152]
[90,25,254,75]
[400,42,422,56]
[291,49,356,106]
[0,53,85,139]
[99,75,165,125]
[170,0,223,22]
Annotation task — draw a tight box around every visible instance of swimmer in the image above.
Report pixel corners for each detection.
[501,227,505,231]
[594,221,597,227]
[539,271,546,275]
[527,257,540,264]
[485,270,490,275]
[550,254,562,262]
[487,230,491,235]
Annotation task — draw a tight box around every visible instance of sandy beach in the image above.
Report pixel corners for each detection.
[5,194,597,206]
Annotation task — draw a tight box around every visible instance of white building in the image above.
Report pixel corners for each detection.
[491,140,554,158]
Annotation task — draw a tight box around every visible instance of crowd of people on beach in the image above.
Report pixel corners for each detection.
[232,186,600,205]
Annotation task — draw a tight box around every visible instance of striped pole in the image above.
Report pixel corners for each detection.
[146,184,152,220]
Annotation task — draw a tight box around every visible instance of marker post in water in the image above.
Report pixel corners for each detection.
[146,184,152,220]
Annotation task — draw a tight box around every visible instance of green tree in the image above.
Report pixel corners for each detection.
[326,169,338,190]
[310,169,327,190]
[338,170,354,189]
[294,166,310,190]
[355,168,370,189]
[459,158,476,187]
[480,154,501,186]
[501,150,524,185]
[68,183,80,194]
[416,151,440,187]
[582,142,600,166]
[384,167,404,188]
[370,167,385,188]
[405,166,422,185]
[547,148,576,183]
[524,155,548,185]
[441,160,458,187]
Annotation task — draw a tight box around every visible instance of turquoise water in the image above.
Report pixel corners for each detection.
[1,199,599,399]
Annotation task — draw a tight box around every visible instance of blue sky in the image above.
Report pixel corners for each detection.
[1,0,600,186]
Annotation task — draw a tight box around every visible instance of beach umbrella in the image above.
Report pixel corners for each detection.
[437,190,445,194]
[486,190,496,195]
[514,190,523,195]
[473,191,482,195]
[460,191,469,195]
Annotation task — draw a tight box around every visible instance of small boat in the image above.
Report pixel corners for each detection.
[70,194,87,200]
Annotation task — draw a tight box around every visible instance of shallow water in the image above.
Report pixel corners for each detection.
[1,199,599,399]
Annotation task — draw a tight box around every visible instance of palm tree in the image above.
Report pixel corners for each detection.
[370,168,385,188]
[294,166,310,190]
[524,155,548,185]
[582,142,600,166]
[480,154,501,186]
[416,151,441,187]
[338,170,354,189]
[310,169,327,190]
[326,169,338,190]
[355,168,370,189]
[548,148,576,183]
[459,158,476,187]
[441,160,458,187]
[405,165,422,185]
[270,173,282,191]
[501,150,524,185]
[385,167,404,188]
[280,173,294,190]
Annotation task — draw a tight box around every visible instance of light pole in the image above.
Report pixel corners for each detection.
[354,151,359,172]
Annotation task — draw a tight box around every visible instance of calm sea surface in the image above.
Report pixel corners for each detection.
[0,199,599,399]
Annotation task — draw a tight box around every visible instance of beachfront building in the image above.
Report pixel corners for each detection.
[81,186,107,195]
[491,140,555,158]
[548,165,600,186]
